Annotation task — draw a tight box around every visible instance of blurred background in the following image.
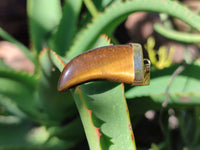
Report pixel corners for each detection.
[0,0,200,150]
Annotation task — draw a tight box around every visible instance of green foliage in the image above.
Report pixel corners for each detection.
[0,0,200,149]
[27,0,62,54]
[126,64,200,108]
[74,82,136,150]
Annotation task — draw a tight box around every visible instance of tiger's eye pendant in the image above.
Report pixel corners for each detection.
[58,43,150,92]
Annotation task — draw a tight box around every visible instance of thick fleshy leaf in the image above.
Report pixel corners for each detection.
[49,117,85,141]
[0,120,74,149]
[27,0,62,53]
[73,82,136,150]
[49,50,66,72]
[93,0,127,11]
[70,35,136,149]
[0,66,45,120]
[44,50,86,146]
[91,34,111,49]
[67,0,200,59]
[0,68,37,89]
[154,23,200,44]
[50,0,82,55]
[0,95,26,119]
[0,121,35,147]
[38,49,77,123]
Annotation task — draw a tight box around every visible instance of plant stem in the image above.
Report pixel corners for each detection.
[163,64,185,108]
[84,0,98,18]
[154,23,200,43]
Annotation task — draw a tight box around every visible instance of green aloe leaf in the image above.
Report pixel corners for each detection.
[91,34,111,49]
[73,82,136,150]
[50,0,82,55]
[67,0,200,59]
[38,50,77,123]
[0,78,45,121]
[92,0,127,13]
[49,49,87,146]
[126,64,200,108]
[0,68,38,89]
[0,121,35,147]
[0,120,74,150]
[154,23,200,44]
[0,95,26,119]
[49,50,66,72]
[0,66,44,120]
[66,35,136,149]
[27,0,62,53]
[49,117,84,141]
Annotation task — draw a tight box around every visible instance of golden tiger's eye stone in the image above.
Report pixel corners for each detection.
[58,44,150,92]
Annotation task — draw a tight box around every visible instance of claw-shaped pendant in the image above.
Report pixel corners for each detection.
[58,43,150,92]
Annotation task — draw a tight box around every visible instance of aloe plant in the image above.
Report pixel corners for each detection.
[1,0,200,149]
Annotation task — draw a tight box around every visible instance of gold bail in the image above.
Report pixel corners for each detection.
[131,43,150,85]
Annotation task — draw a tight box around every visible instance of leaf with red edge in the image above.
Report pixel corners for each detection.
[38,49,77,123]
[73,81,136,150]
[91,34,112,49]
[49,49,66,72]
